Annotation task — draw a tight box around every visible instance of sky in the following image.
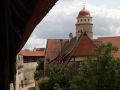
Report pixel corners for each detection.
[23,0,120,50]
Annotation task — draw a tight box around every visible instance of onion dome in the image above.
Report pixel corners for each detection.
[78,7,90,17]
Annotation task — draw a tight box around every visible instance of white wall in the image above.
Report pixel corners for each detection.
[24,62,38,85]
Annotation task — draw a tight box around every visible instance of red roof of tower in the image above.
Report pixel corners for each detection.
[78,7,90,17]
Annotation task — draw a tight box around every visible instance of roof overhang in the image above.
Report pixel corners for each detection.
[16,0,58,53]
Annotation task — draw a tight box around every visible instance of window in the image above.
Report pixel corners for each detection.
[84,19,86,21]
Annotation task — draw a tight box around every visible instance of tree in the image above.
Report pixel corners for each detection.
[39,64,67,90]
[39,80,53,90]
[70,43,120,90]
[34,60,44,80]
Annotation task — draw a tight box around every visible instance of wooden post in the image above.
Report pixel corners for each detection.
[0,0,10,89]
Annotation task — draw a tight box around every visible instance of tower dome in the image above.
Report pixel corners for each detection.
[76,6,93,39]
[78,7,90,17]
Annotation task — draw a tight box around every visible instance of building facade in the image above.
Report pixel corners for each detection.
[44,6,97,75]
[44,6,120,76]
[15,48,45,90]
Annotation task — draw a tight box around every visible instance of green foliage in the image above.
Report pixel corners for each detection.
[53,83,63,90]
[39,80,53,90]
[39,64,66,90]
[70,43,120,90]
[49,64,65,83]
[36,60,44,71]
[34,60,44,80]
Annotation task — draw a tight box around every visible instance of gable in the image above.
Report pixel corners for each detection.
[45,39,68,63]
[72,34,97,57]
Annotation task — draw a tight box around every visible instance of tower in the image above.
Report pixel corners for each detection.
[76,5,93,39]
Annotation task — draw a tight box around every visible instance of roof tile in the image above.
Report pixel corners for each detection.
[45,39,67,63]
[98,36,120,57]
[18,50,45,57]
[72,34,97,57]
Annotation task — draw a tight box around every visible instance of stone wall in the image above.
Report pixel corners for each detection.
[24,62,38,85]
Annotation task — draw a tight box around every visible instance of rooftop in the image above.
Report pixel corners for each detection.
[72,34,97,57]
[18,50,45,57]
[98,36,120,57]
[98,36,120,49]
[45,39,68,63]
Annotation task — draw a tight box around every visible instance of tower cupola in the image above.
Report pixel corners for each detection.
[76,5,93,39]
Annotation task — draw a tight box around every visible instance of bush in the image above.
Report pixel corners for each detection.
[34,60,44,80]
[39,64,66,90]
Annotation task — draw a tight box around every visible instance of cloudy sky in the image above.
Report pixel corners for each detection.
[23,0,120,50]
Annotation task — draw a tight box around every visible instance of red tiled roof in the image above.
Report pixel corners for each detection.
[18,50,45,57]
[45,39,68,63]
[49,37,77,64]
[48,34,98,65]
[72,34,97,57]
[98,36,120,57]
[98,36,120,49]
